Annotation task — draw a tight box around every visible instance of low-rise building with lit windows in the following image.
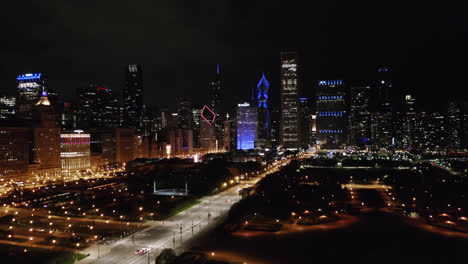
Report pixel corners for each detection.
[60,131,91,176]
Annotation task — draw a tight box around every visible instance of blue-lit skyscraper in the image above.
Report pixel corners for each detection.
[237,102,257,150]
[16,73,45,120]
[255,73,270,148]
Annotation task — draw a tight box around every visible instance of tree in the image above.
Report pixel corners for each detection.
[155,248,176,264]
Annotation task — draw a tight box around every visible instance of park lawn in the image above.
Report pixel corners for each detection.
[55,252,88,264]
[162,200,202,220]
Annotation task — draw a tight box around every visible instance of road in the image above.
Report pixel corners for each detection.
[78,161,287,264]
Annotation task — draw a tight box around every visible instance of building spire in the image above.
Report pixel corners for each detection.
[36,88,51,106]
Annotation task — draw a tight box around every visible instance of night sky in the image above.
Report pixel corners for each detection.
[1,1,467,112]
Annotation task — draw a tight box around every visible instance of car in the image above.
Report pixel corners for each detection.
[143,245,153,251]
[135,246,152,255]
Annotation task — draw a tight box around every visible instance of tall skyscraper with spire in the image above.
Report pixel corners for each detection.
[376,67,392,112]
[32,90,61,177]
[209,64,224,151]
[210,64,222,114]
[123,64,143,131]
[280,52,301,150]
[370,67,393,150]
[255,73,270,148]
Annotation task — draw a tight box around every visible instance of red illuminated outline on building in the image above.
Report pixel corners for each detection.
[61,136,90,145]
[201,105,216,125]
[97,87,106,90]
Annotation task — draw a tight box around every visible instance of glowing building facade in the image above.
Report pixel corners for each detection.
[255,73,270,149]
[61,131,91,176]
[237,102,257,150]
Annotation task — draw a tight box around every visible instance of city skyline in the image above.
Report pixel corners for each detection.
[1,2,468,264]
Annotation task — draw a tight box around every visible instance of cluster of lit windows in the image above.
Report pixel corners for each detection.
[319,130,343,133]
[318,111,344,116]
[318,96,343,100]
[61,137,90,145]
[319,80,343,85]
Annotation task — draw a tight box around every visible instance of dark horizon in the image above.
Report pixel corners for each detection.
[1,1,467,112]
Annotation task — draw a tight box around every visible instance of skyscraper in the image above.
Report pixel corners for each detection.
[269,106,280,147]
[200,118,216,153]
[370,112,393,151]
[299,98,313,148]
[236,102,257,150]
[0,125,30,178]
[412,112,447,154]
[370,68,394,151]
[403,94,417,150]
[375,67,392,112]
[123,64,143,131]
[255,73,270,149]
[0,94,16,119]
[447,101,468,152]
[447,102,462,151]
[192,107,202,148]
[223,114,231,152]
[229,114,237,151]
[142,104,158,136]
[76,85,119,129]
[350,86,371,149]
[32,91,61,177]
[60,101,77,130]
[177,98,194,155]
[177,97,194,130]
[16,73,45,120]
[210,64,222,115]
[280,52,300,150]
[209,64,224,152]
[316,80,348,149]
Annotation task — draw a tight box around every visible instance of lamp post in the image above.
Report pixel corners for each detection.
[94,235,100,259]
[179,223,183,242]
[75,243,80,263]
